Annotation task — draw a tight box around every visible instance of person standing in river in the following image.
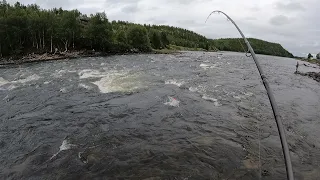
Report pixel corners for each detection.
[296,61,299,73]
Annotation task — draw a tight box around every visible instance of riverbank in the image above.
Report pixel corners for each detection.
[0,51,100,66]
[296,71,320,82]
[295,57,320,66]
[0,49,182,66]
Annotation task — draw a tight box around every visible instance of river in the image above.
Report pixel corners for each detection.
[0,52,319,180]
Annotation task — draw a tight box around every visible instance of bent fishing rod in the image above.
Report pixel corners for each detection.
[206,11,294,180]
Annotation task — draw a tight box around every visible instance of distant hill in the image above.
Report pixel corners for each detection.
[212,38,294,58]
[112,22,293,57]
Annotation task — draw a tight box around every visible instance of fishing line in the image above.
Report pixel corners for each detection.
[237,38,252,57]
[205,10,294,180]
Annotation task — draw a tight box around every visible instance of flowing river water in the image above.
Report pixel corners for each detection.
[0,52,319,180]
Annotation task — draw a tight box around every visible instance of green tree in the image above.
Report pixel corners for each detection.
[308,53,313,59]
[115,30,127,44]
[127,25,151,52]
[111,29,131,53]
[56,10,81,52]
[212,38,293,57]
[150,31,162,49]
[85,12,113,51]
[316,53,320,60]
[205,42,210,51]
[160,32,169,48]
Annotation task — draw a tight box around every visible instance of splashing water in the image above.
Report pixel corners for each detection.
[12,74,40,84]
[93,72,142,93]
[78,83,93,90]
[202,95,221,106]
[50,140,76,160]
[165,79,185,87]
[164,96,180,107]
[0,77,9,86]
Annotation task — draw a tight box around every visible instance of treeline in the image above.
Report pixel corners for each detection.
[0,1,293,58]
[0,1,146,56]
[148,25,216,51]
[0,1,214,57]
[212,38,294,58]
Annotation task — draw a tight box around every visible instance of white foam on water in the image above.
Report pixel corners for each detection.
[209,64,221,69]
[233,95,242,99]
[12,74,40,84]
[78,83,92,90]
[59,140,74,151]
[78,69,106,79]
[44,81,50,85]
[189,85,207,94]
[164,96,180,107]
[59,87,67,93]
[202,95,218,102]
[165,79,185,87]
[3,95,9,101]
[244,92,254,97]
[52,70,67,78]
[1,75,40,90]
[93,72,142,93]
[200,63,211,68]
[202,95,221,106]
[189,87,198,92]
[78,69,143,93]
[50,140,76,160]
[200,63,220,70]
[0,77,9,86]
[7,84,17,90]
[52,70,76,78]
[233,92,254,100]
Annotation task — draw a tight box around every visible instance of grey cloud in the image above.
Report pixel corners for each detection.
[147,18,167,25]
[148,6,159,11]
[177,20,199,26]
[269,15,290,26]
[78,7,101,15]
[44,0,75,9]
[245,17,257,21]
[275,2,305,11]
[105,0,139,10]
[249,6,261,12]
[8,0,85,9]
[121,4,139,13]
[105,0,137,5]
[166,0,193,5]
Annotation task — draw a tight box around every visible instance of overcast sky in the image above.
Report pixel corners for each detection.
[8,0,319,56]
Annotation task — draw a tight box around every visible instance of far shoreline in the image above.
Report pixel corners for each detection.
[1,50,318,68]
[0,49,183,67]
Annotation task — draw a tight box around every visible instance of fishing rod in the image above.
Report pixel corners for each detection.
[206,11,294,180]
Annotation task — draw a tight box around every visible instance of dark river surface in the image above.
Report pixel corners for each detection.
[0,52,319,180]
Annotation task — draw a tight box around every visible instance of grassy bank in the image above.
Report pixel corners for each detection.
[295,57,320,65]
[167,45,206,51]
[152,49,179,54]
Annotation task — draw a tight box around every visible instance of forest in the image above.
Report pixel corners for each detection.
[212,38,294,58]
[0,1,293,58]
